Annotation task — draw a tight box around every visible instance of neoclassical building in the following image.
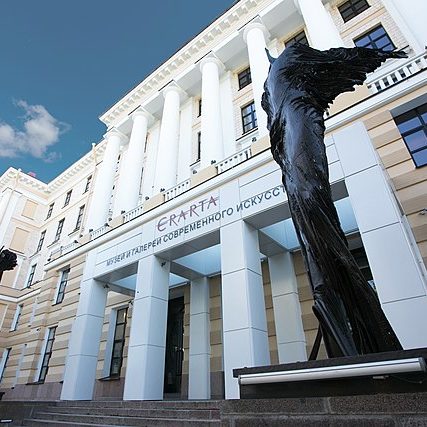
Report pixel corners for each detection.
[0,0,426,402]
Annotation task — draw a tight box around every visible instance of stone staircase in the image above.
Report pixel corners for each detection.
[20,400,221,426]
[1,392,427,426]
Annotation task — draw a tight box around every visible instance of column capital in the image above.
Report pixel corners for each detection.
[199,52,225,74]
[103,128,128,144]
[131,107,154,125]
[242,19,270,44]
[161,81,187,102]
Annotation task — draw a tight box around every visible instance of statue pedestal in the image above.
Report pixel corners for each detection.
[233,348,427,399]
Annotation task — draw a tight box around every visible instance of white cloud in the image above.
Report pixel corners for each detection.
[0,100,70,161]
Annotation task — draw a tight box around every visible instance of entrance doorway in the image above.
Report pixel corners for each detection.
[164,297,184,395]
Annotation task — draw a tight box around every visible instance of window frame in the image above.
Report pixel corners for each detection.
[75,205,85,231]
[238,67,252,90]
[109,307,128,377]
[38,326,57,383]
[46,203,54,220]
[63,190,72,207]
[241,101,258,134]
[0,348,11,383]
[54,219,65,242]
[338,0,370,23]
[354,24,395,51]
[84,175,92,193]
[55,268,70,304]
[394,104,427,168]
[26,264,37,288]
[10,304,23,331]
[285,30,309,48]
[36,230,46,253]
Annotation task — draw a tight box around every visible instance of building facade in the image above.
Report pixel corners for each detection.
[0,0,427,402]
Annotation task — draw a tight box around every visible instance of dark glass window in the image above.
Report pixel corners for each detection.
[394,104,427,167]
[75,205,85,230]
[36,231,46,252]
[0,348,11,382]
[54,219,65,242]
[46,203,54,220]
[64,190,72,207]
[238,67,252,90]
[11,304,23,331]
[241,102,257,134]
[197,132,201,161]
[110,307,128,377]
[26,264,37,288]
[354,25,395,51]
[55,268,70,304]
[197,99,202,117]
[285,30,309,48]
[38,327,56,382]
[338,0,370,23]
[84,175,92,193]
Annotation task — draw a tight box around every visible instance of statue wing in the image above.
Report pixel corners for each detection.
[285,44,407,111]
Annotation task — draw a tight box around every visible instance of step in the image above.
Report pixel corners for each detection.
[55,400,222,410]
[23,420,130,427]
[31,412,221,426]
[44,406,220,420]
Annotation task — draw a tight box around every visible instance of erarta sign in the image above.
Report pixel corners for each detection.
[156,195,219,232]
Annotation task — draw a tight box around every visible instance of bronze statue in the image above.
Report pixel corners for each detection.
[262,43,406,358]
[0,246,17,273]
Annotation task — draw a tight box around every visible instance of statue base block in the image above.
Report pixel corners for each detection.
[233,348,427,399]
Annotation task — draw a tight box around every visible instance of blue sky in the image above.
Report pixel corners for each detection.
[0,0,234,182]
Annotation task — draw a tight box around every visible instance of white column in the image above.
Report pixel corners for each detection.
[123,255,170,400]
[188,277,210,400]
[141,123,160,198]
[154,83,184,193]
[243,23,270,137]
[220,72,237,158]
[0,188,12,221]
[333,121,427,349]
[381,0,426,54]
[200,54,224,168]
[177,99,193,182]
[295,0,344,50]
[61,278,108,400]
[86,129,126,231]
[220,220,270,399]
[113,109,153,216]
[268,252,307,363]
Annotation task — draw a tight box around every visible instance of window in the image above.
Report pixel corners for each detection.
[55,268,70,304]
[110,307,128,377]
[75,205,85,230]
[241,102,257,134]
[63,190,72,207]
[0,348,11,382]
[46,203,54,220]
[285,30,309,48]
[197,99,202,117]
[38,327,57,382]
[197,132,202,161]
[84,175,92,193]
[36,231,46,253]
[10,304,23,331]
[116,155,121,172]
[354,25,395,51]
[54,219,65,242]
[238,67,252,90]
[338,0,369,23]
[394,104,427,167]
[26,264,37,288]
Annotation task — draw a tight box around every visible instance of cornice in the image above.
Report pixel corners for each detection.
[99,0,263,127]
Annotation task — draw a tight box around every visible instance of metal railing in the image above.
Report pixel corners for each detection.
[366,50,427,93]
[216,146,252,174]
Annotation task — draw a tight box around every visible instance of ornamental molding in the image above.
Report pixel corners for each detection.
[99,0,264,127]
